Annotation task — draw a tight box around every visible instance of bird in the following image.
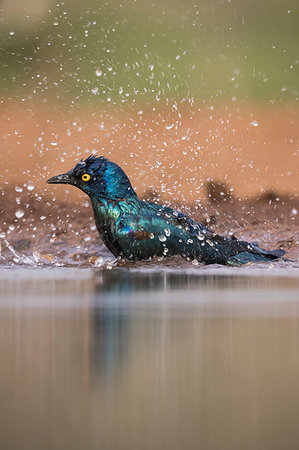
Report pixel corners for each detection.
[47,155,285,266]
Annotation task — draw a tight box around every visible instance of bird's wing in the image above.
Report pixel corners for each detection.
[144,202,214,235]
[118,200,212,238]
[114,200,284,264]
[114,200,215,260]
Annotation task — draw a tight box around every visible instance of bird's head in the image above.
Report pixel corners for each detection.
[47,155,137,200]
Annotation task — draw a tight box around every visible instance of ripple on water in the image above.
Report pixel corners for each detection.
[0,239,298,273]
[0,218,298,270]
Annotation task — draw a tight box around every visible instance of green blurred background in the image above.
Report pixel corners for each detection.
[1,0,298,107]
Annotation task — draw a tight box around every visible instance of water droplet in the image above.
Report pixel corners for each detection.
[15,209,24,219]
[292,208,297,215]
[149,233,155,239]
[9,31,15,36]
[197,233,204,240]
[27,181,35,191]
[95,68,102,77]
[192,259,199,266]
[250,120,258,127]
[91,87,99,95]
[15,186,23,193]
[94,256,104,267]
[32,248,41,264]
[50,141,57,146]
[158,235,167,242]
[164,228,171,237]
[166,124,174,130]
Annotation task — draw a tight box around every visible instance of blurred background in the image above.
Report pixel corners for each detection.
[0,0,298,205]
[1,4,299,450]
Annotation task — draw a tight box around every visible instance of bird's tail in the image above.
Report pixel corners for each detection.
[226,244,285,266]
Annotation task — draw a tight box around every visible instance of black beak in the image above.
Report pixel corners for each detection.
[46,173,72,185]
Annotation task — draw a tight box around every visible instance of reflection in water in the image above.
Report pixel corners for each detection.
[0,268,299,450]
[90,304,129,381]
[95,268,299,294]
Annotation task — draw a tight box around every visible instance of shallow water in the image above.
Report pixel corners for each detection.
[1,267,299,450]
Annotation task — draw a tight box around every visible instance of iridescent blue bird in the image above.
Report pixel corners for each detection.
[47,155,285,265]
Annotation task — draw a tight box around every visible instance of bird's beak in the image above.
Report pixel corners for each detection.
[46,172,72,185]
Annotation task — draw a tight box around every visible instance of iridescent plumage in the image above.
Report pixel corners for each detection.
[47,156,285,265]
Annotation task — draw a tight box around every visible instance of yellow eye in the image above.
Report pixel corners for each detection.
[82,173,91,182]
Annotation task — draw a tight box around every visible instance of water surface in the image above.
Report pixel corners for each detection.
[1,267,299,450]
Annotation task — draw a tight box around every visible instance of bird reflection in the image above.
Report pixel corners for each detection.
[87,270,201,382]
[89,303,128,382]
[92,268,268,294]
